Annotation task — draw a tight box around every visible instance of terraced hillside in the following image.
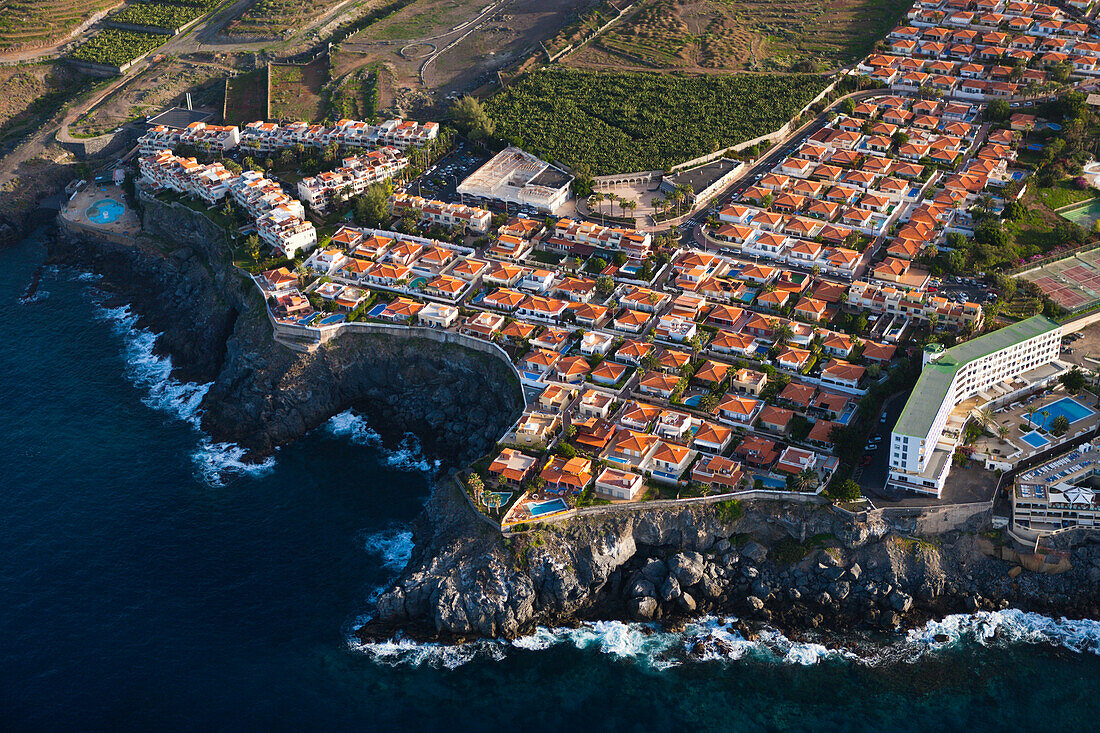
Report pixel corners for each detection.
[0,0,120,52]
[567,0,912,72]
[224,0,357,39]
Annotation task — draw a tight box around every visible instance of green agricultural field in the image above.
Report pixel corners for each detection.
[486,69,829,174]
[70,29,167,68]
[108,3,210,32]
[0,0,120,51]
[224,69,268,124]
[569,0,913,72]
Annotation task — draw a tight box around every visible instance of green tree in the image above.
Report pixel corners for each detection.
[353,181,393,226]
[554,442,577,459]
[595,275,615,297]
[1050,414,1070,437]
[1059,366,1087,395]
[452,95,496,141]
[826,478,862,502]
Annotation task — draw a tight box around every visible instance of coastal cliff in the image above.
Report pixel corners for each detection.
[47,199,1100,645]
[364,484,1100,641]
[49,197,524,464]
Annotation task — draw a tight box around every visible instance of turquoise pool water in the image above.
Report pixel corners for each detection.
[528,498,569,517]
[85,198,125,225]
[1028,397,1094,431]
[754,474,786,490]
[1020,431,1049,449]
[683,395,703,406]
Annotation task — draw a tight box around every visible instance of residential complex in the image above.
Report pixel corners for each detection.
[296,148,408,213]
[390,193,492,234]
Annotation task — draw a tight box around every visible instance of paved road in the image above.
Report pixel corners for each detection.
[857,392,906,501]
[677,88,898,253]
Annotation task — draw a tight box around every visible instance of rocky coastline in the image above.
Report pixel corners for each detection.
[360,482,1100,644]
[47,197,523,464]
[41,200,1100,646]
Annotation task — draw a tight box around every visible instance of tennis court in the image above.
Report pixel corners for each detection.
[1020,247,1100,311]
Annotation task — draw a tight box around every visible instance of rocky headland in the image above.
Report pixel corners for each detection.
[49,196,524,464]
[45,198,1100,646]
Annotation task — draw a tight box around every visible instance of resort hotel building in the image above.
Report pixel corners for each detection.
[1013,442,1100,540]
[889,315,1063,496]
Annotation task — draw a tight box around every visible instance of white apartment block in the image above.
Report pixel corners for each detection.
[138,122,240,156]
[889,316,1062,496]
[297,148,407,213]
[229,170,304,219]
[390,193,491,234]
[257,204,317,257]
[238,118,438,153]
[138,151,236,204]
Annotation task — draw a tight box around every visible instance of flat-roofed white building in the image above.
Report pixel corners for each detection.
[889,316,1062,496]
[297,148,407,213]
[457,147,572,213]
[1013,443,1100,540]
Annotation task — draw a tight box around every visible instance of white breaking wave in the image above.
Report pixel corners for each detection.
[350,617,857,670]
[362,528,415,572]
[349,610,1100,669]
[906,609,1100,656]
[91,296,273,487]
[353,636,506,669]
[326,410,441,474]
[19,289,48,304]
[192,439,276,488]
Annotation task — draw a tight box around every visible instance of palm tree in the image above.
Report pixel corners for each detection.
[997,425,1010,443]
[775,324,794,348]
[793,468,820,493]
[624,199,638,221]
[591,192,605,223]
[978,406,994,423]
[652,196,664,218]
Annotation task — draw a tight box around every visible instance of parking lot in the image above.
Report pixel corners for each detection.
[403,142,488,205]
[929,275,997,306]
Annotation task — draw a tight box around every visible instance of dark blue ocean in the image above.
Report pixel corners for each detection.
[3,231,1100,732]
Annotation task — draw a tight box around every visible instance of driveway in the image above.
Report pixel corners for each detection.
[858,392,906,499]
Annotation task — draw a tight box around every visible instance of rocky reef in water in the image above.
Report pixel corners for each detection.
[48,197,523,464]
[364,488,1100,641]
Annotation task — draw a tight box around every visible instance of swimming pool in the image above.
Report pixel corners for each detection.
[1020,431,1049,449]
[1027,397,1094,431]
[366,303,388,318]
[85,198,125,225]
[683,395,703,406]
[754,474,786,490]
[527,498,569,517]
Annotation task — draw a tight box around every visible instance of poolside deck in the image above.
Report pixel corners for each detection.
[60,185,141,237]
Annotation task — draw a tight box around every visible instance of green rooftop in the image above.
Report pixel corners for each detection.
[894,316,1061,438]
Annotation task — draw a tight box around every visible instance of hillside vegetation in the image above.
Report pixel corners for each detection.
[485,69,828,174]
[0,0,120,51]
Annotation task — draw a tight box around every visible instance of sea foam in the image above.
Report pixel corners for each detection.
[327,410,441,474]
[362,527,415,572]
[349,610,1100,669]
[90,295,272,486]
